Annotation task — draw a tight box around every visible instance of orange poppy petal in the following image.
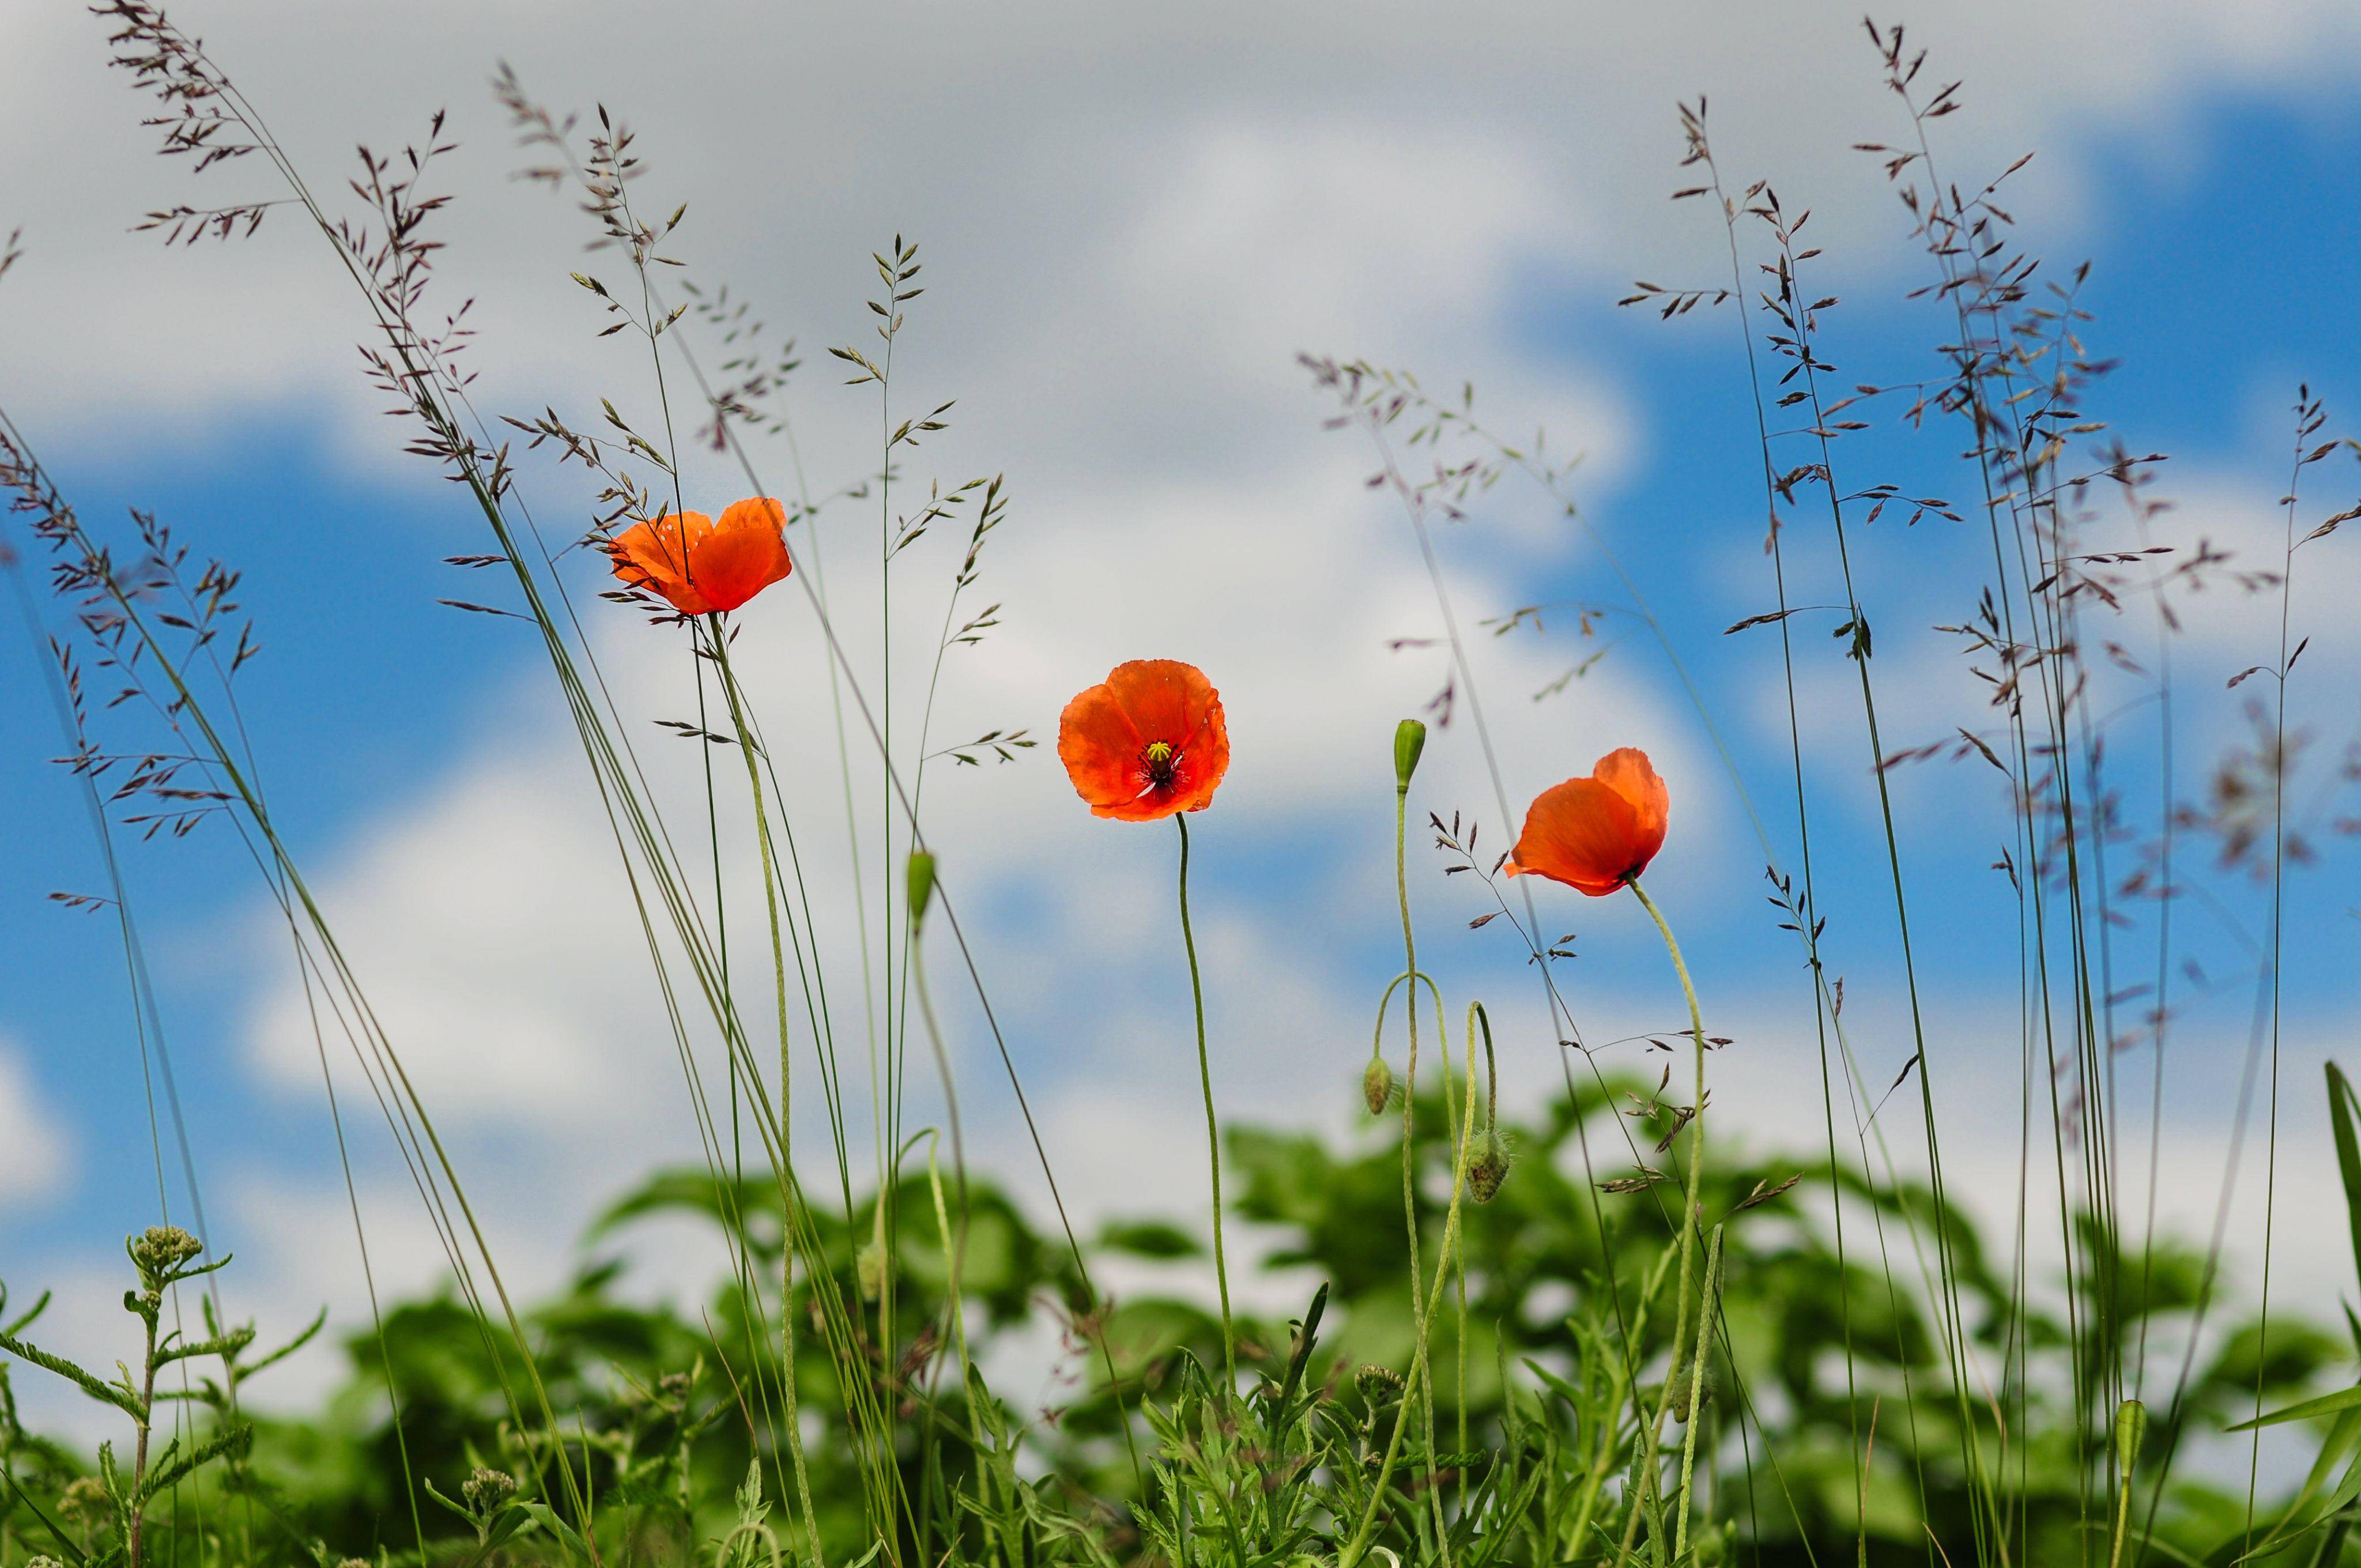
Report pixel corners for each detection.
[1058,683,1148,813]
[611,512,716,616]
[1163,693,1229,813]
[1590,747,1668,865]
[1104,659,1215,747]
[1504,777,1647,896]
[691,497,793,612]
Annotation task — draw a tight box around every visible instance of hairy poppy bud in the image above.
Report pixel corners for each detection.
[1361,1057,1394,1115]
[1667,1362,1715,1422]
[907,851,937,932]
[1465,1128,1513,1203]
[857,1237,885,1301]
[1393,719,1427,794]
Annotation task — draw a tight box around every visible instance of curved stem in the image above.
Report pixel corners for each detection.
[1339,1005,1484,1568]
[1175,814,1236,1392]
[1615,876,1710,1567]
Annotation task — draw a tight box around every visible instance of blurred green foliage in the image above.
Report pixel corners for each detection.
[1,1075,2348,1567]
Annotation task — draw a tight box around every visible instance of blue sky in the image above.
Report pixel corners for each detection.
[6,3,2361,1418]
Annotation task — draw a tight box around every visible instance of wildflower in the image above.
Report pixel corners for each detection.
[1354,1363,1406,1405]
[1504,747,1668,896]
[608,497,791,616]
[128,1224,202,1290]
[462,1468,517,1520]
[1057,659,1229,821]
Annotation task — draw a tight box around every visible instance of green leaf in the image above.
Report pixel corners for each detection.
[1095,1220,1200,1260]
[517,1500,590,1563]
[240,1306,327,1378]
[2329,1061,2361,1290]
[138,1423,250,1501]
[155,1326,256,1369]
[2227,1379,2361,1433]
[0,1328,141,1418]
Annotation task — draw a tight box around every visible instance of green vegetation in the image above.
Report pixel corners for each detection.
[4,6,2358,1566]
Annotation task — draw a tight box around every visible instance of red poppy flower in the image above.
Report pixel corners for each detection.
[609,497,792,616]
[1058,659,1230,821]
[1504,747,1669,895]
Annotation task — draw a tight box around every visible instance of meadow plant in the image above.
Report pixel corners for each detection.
[5,7,2361,1568]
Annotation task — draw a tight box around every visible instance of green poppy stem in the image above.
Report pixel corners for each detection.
[1615,874,1712,1568]
[1175,813,1237,1394]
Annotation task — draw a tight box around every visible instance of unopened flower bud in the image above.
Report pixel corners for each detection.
[907,851,937,932]
[1354,1363,1405,1405]
[1667,1362,1715,1422]
[1361,1057,1395,1116]
[1393,719,1427,794]
[1465,1128,1513,1203]
[128,1224,203,1289]
[462,1467,517,1519]
[857,1238,885,1301]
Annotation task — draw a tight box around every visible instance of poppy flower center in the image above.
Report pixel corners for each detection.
[1141,740,1179,789]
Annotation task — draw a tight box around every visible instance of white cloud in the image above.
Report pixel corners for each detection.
[0,1038,71,1206]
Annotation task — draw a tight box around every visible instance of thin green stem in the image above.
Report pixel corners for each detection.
[1175,813,1236,1392]
[712,627,827,1568]
[1673,1226,1724,1563]
[1338,1007,1485,1568]
[1616,876,1710,1568]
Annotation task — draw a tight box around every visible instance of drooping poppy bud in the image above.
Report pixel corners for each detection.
[1465,1128,1513,1203]
[1361,1056,1396,1116]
